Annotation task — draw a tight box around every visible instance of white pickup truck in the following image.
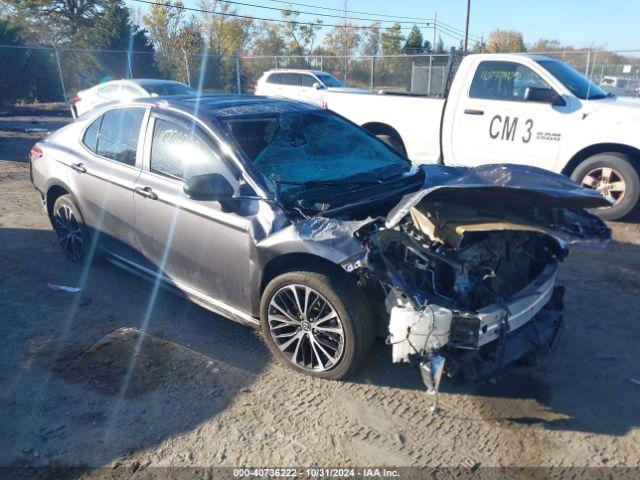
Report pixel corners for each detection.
[276,54,640,220]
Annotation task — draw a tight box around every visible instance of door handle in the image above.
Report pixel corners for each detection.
[134,186,158,200]
[464,109,484,115]
[70,162,87,173]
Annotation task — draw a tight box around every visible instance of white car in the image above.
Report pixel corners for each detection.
[254,69,366,105]
[297,54,640,220]
[70,79,196,118]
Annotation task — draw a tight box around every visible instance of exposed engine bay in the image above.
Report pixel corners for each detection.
[292,164,612,399]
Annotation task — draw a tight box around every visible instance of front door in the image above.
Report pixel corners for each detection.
[133,112,253,310]
[451,60,573,170]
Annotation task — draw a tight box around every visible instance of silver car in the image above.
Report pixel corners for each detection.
[30,95,610,390]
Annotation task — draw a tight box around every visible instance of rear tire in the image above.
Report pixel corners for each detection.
[570,152,640,220]
[260,267,374,380]
[51,194,91,264]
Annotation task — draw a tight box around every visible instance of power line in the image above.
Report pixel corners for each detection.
[255,0,434,23]
[130,0,427,30]
[199,0,432,26]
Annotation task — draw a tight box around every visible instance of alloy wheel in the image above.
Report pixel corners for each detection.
[267,284,345,372]
[53,204,84,262]
[581,167,627,204]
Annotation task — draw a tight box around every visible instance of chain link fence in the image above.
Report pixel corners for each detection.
[1,44,639,107]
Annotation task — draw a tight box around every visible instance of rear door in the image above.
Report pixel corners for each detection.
[279,73,302,100]
[72,106,148,255]
[450,60,571,170]
[132,112,253,309]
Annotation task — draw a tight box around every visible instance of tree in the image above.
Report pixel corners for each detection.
[199,0,253,90]
[487,29,525,53]
[529,38,562,53]
[472,37,487,53]
[381,23,403,55]
[280,9,321,55]
[3,0,109,43]
[323,23,361,80]
[402,25,423,55]
[422,39,432,54]
[361,22,380,56]
[252,21,286,56]
[143,0,185,79]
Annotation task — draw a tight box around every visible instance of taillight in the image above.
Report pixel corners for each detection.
[30,145,43,162]
[70,95,81,104]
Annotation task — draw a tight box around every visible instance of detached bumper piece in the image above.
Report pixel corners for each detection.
[444,286,565,382]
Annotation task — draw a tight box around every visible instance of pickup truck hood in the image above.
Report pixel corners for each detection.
[583,96,640,119]
[326,87,369,94]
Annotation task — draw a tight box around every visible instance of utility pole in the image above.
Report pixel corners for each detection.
[463,0,471,52]
[428,12,436,94]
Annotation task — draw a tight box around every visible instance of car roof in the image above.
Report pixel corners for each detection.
[93,79,187,89]
[129,94,321,118]
[264,69,326,76]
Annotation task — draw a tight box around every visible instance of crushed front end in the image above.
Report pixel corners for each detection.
[353,165,612,394]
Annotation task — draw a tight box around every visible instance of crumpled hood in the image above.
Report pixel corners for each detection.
[386,163,611,228]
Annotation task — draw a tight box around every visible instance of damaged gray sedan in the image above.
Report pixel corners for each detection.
[30,96,611,391]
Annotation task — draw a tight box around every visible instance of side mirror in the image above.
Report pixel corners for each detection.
[183,173,234,201]
[312,82,322,90]
[524,86,565,106]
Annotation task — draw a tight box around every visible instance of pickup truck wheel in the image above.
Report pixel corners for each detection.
[571,153,640,220]
[260,268,374,380]
[377,134,407,157]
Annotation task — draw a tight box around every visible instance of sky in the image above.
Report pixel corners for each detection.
[128,0,640,52]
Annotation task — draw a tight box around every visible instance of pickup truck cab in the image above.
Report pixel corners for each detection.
[313,54,640,220]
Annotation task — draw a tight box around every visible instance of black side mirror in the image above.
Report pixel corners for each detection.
[183,173,234,201]
[524,86,566,106]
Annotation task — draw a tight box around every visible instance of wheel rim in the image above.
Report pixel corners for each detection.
[581,167,627,204]
[53,204,84,262]
[267,284,345,373]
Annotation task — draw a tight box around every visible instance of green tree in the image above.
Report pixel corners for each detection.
[143,0,187,80]
[361,22,380,56]
[323,22,361,81]
[422,39,432,54]
[381,22,403,55]
[3,0,108,43]
[486,29,525,53]
[402,25,423,54]
[280,9,321,55]
[252,21,286,55]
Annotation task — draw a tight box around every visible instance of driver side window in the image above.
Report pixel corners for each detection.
[470,61,550,101]
[150,117,238,189]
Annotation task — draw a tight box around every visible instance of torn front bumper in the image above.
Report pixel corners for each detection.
[387,265,565,384]
[444,285,564,382]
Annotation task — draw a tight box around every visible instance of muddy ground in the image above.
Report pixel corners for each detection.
[0,106,639,476]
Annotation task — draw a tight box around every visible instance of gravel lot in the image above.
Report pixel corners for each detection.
[1,106,639,475]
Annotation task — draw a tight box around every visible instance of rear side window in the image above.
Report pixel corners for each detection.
[95,108,145,166]
[280,73,299,86]
[266,73,282,84]
[82,117,101,153]
[469,61,549,101]
[150,117,237,186]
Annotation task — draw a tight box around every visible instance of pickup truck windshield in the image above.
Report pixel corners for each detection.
[536,60,609,100]
[316,73,344,88]
[222,110,410,193]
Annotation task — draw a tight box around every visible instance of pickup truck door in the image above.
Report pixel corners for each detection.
[450,60,573,170]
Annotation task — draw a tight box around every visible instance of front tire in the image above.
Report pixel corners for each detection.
[571,152,640,220]
[260,267,374,380]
